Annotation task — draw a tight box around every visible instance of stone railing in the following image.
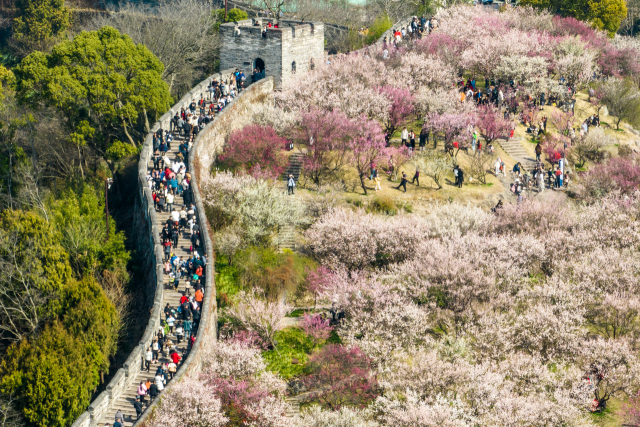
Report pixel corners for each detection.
[71,68,238,427]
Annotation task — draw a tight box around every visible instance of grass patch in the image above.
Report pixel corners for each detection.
[368,196,397,215]
[346,196,363,208]
[481,182,495,187]
[589,396,624,427]
[215,257,240,309]
[262,328,314,379]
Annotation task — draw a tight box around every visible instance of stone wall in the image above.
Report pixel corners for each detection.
[70,68,238,427]
[219,18,324,88]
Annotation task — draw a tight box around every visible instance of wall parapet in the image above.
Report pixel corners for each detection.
[70,69,236,427]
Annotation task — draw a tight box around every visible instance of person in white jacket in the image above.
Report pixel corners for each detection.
[401,128,409,146]
[494,157,502,177]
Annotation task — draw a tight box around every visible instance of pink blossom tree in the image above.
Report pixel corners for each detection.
[293,108,354,188]
[376,86,415,144]
[476,104,513,144]
[580,157,640,200]
[303,344,379,410]
[300,313,333,347]
[349,117,388,195]
[619,390,640,426]
[425,111,476,157]
[382,146,412,181]
[219,124,289,179]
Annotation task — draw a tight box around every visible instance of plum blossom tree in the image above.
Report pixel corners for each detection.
[376,86,414,144]
[302,344,379,410]
[151,379,228,427]
[348,118,388,195]
[299,313,333,347]
[294,108,353,188]
[383,146,412,181]
[218,124,288,179]
[475,105,513,144]
[412,150,452,189]
[224,289,292,349]
[425,112,476,157]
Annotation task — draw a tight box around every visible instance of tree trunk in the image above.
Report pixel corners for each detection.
[122,119,137,146]
[359,173,368,195]
[143,108,151,133]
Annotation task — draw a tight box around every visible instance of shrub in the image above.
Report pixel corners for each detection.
[235,247,313,301]
[300,314,333,347]
[368,196,397,216]
[262,328,314,379]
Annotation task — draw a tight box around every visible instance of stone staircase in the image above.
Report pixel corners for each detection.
[496,138,537,172]
[94,134,195,427]
[278,224,297,250]
[282,152,304,183]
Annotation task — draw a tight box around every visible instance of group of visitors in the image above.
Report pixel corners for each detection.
[106,80,228,426]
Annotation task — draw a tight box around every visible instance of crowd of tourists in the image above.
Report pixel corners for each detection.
[110,76,242,426]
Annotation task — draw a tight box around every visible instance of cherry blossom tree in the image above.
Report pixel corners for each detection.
[412,149,453,189]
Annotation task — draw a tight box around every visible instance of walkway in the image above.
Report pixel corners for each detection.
[497,138,537,172]
[94,133,194,427]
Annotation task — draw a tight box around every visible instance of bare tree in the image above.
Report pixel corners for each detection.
[0,231,52,349]
[413,149,452,189]
[465,151,495,185]
[595,78,640,130]
[86,0,221,96]
[0,393,24,427]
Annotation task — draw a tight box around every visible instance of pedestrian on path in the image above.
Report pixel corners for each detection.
[396,171,408,192]
[287,174,295,195]
[133,397,143,420]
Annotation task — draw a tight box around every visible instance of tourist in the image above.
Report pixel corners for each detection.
[396,171,408,192]
[288,174,296,195]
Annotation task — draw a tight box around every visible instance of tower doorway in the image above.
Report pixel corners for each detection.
[254,58,265,77]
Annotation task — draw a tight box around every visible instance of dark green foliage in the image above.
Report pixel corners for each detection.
[212,8,249,31]
[0,322,100,427]
[368,196,397,216]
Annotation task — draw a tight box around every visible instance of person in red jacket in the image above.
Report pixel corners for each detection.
[170,350,181,365]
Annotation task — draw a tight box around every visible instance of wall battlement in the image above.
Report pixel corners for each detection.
[219,18,324,88]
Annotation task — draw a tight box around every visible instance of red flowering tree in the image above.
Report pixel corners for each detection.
[302,344,379,410]
[294,108,354,188]
[349,118,388,195]
[476,104,513,144]
[219,125,288,179]
[206,377,270,425]
[377,86,415,144]
[542,135,570,165]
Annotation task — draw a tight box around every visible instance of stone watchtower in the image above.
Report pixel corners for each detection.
[219,18,324,88]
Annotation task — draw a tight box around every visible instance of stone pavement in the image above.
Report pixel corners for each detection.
[496,138,537,172]
[93,133,194,427]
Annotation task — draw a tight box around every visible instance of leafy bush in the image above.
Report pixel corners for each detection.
[365,15,392,44]
[212,8,248,31]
